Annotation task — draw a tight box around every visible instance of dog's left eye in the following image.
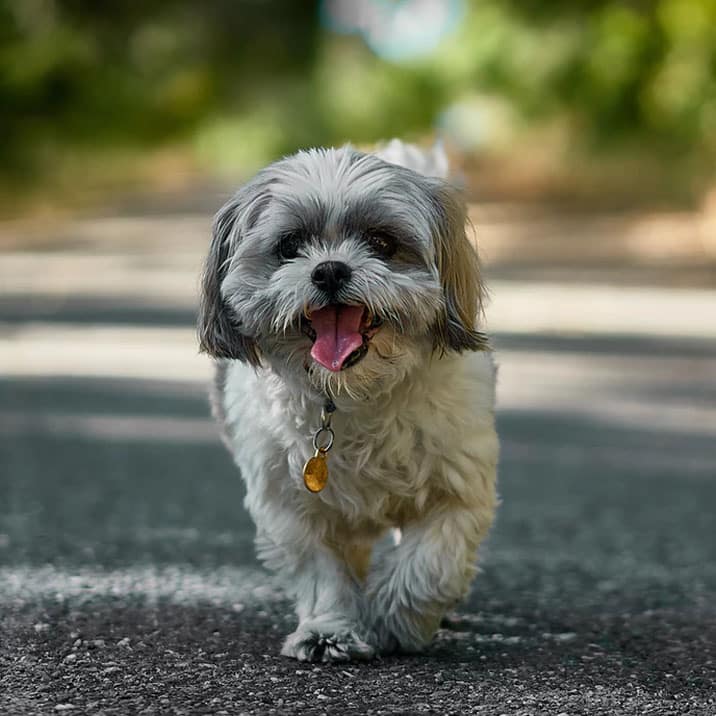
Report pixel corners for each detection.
[366,232,396,258]
[277,231,304,261]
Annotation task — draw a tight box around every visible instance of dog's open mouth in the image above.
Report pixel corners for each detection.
[301,304,383,372]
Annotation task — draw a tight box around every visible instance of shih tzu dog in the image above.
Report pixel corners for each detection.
[199,140,499,662]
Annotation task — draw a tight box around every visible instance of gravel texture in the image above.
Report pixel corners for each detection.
[2,570,715,714]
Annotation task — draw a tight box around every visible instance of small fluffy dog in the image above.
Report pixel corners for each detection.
[199,140,498,662]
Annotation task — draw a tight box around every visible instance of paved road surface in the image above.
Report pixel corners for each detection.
[1,207,715,714]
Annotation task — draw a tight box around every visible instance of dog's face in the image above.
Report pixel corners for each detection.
[199,147,486,399]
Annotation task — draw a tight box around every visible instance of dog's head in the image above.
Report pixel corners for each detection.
[199,146,487,399]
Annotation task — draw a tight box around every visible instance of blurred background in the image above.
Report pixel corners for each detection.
[1,2,715,712]
[2,0,716,210]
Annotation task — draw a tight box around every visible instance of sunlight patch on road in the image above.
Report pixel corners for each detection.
[0,252,200,305]
[0,322,211,381]
[488,281,716,339]
[497,349,716,436]
[0,410,219,443]
[0,565,284,607]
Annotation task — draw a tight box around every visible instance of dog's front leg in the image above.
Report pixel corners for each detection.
[256,521,374,662]
[367,502,494,654]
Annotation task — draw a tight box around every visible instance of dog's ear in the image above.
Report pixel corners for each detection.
[198,183,269,365]
[430,182,489,354]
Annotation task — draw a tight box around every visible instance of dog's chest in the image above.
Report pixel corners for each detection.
[222,353,496,527]
[333,412,426,478]
[299,407,449,524]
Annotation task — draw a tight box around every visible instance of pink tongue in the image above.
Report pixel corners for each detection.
[310,305,365,372]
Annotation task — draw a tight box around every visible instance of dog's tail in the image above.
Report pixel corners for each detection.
[373,138,449,179]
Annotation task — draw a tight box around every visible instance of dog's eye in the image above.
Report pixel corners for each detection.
[277,231,304,261]
[366,232,396,258]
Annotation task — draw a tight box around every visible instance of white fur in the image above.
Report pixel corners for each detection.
[375,138,450,179]
[203,141,499,661]
[219,348,498,659]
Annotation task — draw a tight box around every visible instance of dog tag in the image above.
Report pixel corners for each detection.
[303,450,328,492]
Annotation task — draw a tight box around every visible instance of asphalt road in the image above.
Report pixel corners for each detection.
[1,208,716,715]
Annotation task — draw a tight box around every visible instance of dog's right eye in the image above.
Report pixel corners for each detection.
[277,231,304,261]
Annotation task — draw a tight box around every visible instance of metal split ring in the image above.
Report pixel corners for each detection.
[312,426,335,452]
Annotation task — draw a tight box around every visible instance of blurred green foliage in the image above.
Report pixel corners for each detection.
[0,0,317,179]
[483,0,716,154]
[1,0,715,197]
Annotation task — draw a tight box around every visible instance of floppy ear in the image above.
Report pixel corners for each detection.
[198,184,268,365]
[430,183,489,354]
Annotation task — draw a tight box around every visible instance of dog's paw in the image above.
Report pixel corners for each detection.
[281,625,375,663]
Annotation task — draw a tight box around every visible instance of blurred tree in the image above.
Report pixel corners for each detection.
[0,0,318,178]
[481,0,716,156]
[317,0,716,198]
[1,0,714,199]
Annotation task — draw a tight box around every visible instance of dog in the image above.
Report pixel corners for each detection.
[198,140,499,662]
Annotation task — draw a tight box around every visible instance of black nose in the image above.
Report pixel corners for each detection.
[311,261,352,295]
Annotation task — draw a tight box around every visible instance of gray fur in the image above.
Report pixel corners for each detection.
[198,181,271,364]
[208,359,233,449]
[198,146,486,378]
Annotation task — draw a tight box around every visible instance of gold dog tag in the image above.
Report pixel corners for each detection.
[303,450,328,492]
[304,401,335,493]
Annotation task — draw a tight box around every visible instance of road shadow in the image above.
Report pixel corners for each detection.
[1,371,714,584]
[494,330,716,360]
[0,294,196,327]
